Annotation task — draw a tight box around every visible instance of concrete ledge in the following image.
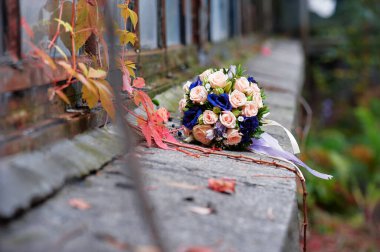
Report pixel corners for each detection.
[0,127,122,218]
[0,39,304,252]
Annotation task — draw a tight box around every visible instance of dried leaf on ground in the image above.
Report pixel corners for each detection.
[68,198,91,210]
[188,206,216,215]
[208,178,236,194]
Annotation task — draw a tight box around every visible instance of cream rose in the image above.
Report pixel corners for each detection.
[234,77,250,93]
[183,81,191,93]
[203,110,218,124]
[219,111,236,128]
[252,92,264,108]
[193,124,213,145]
[229,90,247,108]
[242,101,259,117]
[199,69,213,82]
[245,83,261,96]
[178,98,187,112]
[190,86,208,103]
[208,70,228,88]
[224,129,242,146]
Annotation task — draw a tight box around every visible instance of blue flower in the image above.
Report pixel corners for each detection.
[189,77,202,90]
[207,93,232,111]
[248,76,257,83]
[239,116,259,143]
[182,106,203,129]
[239,116,259,134]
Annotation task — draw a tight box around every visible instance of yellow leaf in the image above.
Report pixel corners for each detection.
[34,48,57,70]
[118,30,136,46]
[88,67,107,79]
[55,89,70,104]
[93,79,115,120]
[77,73,98,94]
[128,9,138,29]
[57,60,76,75]
[125,60,136,77]
[78,62,88,76]
[52,44,68,61]
[82,82,99,108]
[54,18,73,33]
[117,4,129,20]
[74,0,95,52]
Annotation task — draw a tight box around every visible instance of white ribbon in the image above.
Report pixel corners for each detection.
[263,119,301,154]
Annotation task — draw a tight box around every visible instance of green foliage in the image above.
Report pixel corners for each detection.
[306,1,380,228]
[306,100,380,224]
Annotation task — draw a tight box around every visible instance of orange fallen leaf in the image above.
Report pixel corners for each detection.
[68,198,91,210]
[208,178,236,194]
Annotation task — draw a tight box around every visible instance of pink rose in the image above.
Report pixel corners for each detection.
[234,77,250,93]
[193,124,213,145]
[190,86,208,103]
[199,69,213,82]
[229,90,247,108]
[224,129,242,146]
[242,101,259,117]
[178,98,187,112]
[219,111,236,128]
[203,110,218,124]
[208,70,228,88]
[245,83,261,96]
[252,92,263,108]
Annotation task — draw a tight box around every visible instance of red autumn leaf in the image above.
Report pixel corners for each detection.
[155,107,170,123]
[133,77,146,88]
[68,198,91,210]
[133,90,154,116]
[151,126,170,149]
[139,120,152,147]
[208,178,236,194]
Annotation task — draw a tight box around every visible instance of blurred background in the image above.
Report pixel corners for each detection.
[300,0,380,251]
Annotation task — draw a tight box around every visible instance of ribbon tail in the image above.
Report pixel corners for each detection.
[250,136,333,180]
[263,119,301,154]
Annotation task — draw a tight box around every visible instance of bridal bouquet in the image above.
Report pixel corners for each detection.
[179,65,332,180]
[179,65,269,149]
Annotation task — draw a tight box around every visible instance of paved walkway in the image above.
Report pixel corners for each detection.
[0,39,304,252]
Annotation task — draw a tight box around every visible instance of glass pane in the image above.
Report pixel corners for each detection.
[230,0,241,37]
[20,0,72,57]
[210,0,229,42]
[165,0,181,46]
[138,0,158,49]
[185,0,192,45]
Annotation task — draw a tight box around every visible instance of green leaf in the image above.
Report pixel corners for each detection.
[128,9,138,29]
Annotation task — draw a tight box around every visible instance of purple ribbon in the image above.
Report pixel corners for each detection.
[249,133,333,180]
